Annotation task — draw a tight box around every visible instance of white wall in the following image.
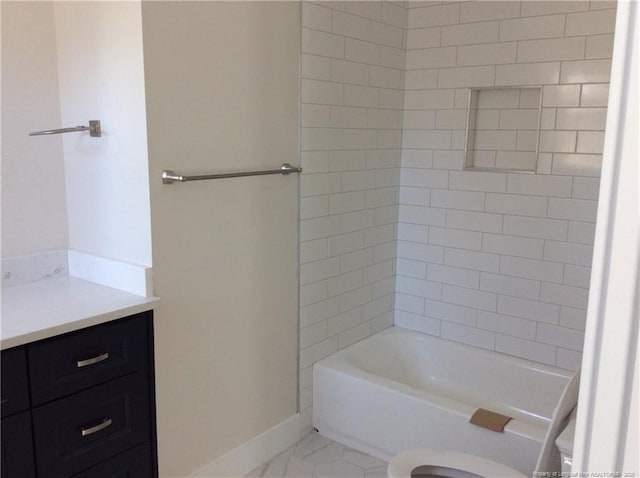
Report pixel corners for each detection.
[1,2,69,257]
[395,0,616,369]
[1,0,153,292]
[299,0,407,433]
[142,2,300,475]
[54,2,152,267]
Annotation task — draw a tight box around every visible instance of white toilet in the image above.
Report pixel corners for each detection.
[388,371,580,478]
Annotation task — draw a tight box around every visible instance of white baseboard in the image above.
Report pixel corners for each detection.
[191,414,300,478]
[67,249,153,297]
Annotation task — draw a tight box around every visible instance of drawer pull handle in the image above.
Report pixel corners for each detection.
[81,418,113,437]
[76,352,110,368]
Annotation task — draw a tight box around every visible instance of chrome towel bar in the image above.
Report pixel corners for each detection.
[161,163,302,184]
[29,120,101,137]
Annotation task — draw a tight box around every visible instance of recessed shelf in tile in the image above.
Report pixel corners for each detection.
[464,87,542,173]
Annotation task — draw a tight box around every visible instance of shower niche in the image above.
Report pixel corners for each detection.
[464,87,542,173]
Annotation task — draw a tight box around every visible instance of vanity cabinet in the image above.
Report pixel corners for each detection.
[1,410,36,478]
[0,311,157,478]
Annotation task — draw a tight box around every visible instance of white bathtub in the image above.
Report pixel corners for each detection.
[313,326,572,476]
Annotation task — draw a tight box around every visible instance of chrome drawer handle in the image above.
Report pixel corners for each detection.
[81,418,113,437]
[76,352,109,368]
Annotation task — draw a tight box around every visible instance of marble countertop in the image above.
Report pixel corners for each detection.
[1,277,159,350]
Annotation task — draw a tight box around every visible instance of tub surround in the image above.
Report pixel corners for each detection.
[299,0,407,435]
[1,276,158,350]
[395,0,615,372]
[300,5,616,434]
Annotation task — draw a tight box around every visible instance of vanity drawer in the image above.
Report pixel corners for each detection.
[32,372,150,478]
[70,443,153,478]
[28,312,149,405]
[0,346,30,417]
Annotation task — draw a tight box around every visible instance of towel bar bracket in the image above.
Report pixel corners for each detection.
[29,120,101,137]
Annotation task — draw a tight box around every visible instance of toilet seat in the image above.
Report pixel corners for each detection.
[387,449,527,478]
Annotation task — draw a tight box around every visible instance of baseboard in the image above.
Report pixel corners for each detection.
[191,414,300,478]
[67,249,153,297]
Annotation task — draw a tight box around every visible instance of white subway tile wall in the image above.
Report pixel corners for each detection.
[299,1,406,433]
[396,0,613,373]
[300,0,615,432]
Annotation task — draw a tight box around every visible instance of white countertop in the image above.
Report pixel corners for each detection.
[1,277,159,350]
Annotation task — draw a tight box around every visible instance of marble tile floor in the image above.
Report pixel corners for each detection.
[246,431,388,478]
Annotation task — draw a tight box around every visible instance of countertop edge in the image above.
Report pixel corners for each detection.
[1,299,159,350]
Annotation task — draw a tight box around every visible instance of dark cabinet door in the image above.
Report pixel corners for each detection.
[1,411,36,478]
[70,443,153,478]
[28,313,149,405]
[32,372,150,478]
[1,347,30,417]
